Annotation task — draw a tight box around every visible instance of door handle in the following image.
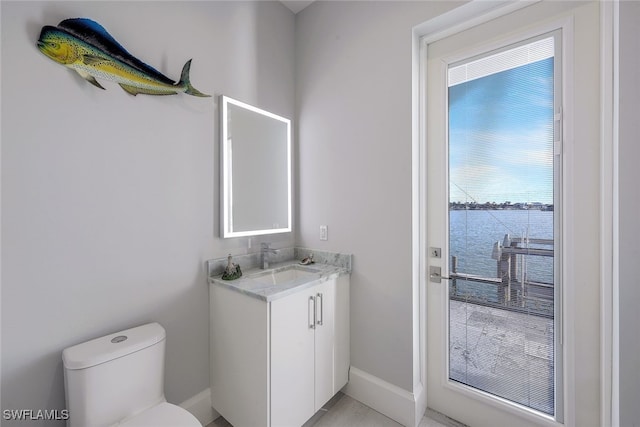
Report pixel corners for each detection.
[429,266,451,283]
[309,296,316,329]
[316,293,323,326]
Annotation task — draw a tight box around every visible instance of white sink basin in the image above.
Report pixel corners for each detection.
[249,265,320,285]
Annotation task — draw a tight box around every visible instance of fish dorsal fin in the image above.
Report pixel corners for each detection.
[57,18,175,85]
[58,18,125,55]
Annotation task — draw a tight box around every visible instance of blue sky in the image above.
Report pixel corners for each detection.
[448,57,555,204]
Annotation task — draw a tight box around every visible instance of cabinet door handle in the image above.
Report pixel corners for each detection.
[316,293,324,326]
[309,296,316,329]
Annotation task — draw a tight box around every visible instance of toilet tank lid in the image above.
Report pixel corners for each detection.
[63,322,166,370]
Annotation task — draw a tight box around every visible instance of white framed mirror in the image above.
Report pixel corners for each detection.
[220,95,292,238]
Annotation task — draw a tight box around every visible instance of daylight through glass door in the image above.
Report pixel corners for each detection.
[447,34,561,417]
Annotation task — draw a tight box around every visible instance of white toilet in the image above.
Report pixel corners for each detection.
[62,322,202,427]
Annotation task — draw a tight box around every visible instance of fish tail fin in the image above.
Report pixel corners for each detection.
[180,59,210,97]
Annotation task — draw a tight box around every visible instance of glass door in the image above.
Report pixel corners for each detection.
[447,33,560,416]
[425,29,563,426]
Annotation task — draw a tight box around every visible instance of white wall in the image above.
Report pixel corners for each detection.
[0,0,294,421]
[295,1,461,391]
[618,1,640,425]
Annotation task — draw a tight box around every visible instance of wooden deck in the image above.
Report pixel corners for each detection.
[449,299,555,415]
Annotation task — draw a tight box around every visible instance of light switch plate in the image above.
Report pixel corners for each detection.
[320,225,328,241]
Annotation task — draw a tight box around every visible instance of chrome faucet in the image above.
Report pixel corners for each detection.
[260,242,278,269]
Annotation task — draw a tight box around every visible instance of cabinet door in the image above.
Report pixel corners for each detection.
[210,284,269,427]
[333,275,350,392]
[314,279,336,410]
[271,289,315,427]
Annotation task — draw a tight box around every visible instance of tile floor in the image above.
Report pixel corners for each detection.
[206,393,465,427]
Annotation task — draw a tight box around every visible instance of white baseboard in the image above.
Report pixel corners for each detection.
[343,367,424,427]
[414,382,427,426]
[179,388,219,426]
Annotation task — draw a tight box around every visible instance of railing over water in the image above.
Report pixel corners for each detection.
[449,234,554,318]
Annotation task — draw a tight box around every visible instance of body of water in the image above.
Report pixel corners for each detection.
[449,209,555,306]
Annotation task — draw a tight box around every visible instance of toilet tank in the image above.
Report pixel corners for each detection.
[62,323,167,427]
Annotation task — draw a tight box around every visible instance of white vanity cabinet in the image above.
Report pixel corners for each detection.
[210,274,349,427]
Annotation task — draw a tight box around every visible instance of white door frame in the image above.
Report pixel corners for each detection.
[411,1,617,426]
[598,2,619,426]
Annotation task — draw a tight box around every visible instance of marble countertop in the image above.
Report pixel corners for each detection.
[208,255,350,302]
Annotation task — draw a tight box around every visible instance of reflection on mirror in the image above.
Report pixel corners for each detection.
[220,95,292,238]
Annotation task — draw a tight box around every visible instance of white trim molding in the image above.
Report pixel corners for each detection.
[599,1,619,426]
[179,388,219,427]
[343,367,424,427]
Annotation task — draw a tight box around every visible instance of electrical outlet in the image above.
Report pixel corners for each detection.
[319,225,328,241]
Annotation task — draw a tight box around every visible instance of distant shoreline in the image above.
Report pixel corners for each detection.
[449,203,554,211]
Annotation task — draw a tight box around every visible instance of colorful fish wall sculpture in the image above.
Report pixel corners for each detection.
[37,18,210,97]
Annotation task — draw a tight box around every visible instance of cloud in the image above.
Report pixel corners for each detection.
[449,133,554,204]
[450,126,553,169]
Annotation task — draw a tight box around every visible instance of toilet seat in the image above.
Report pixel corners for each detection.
[119,402,201,427]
